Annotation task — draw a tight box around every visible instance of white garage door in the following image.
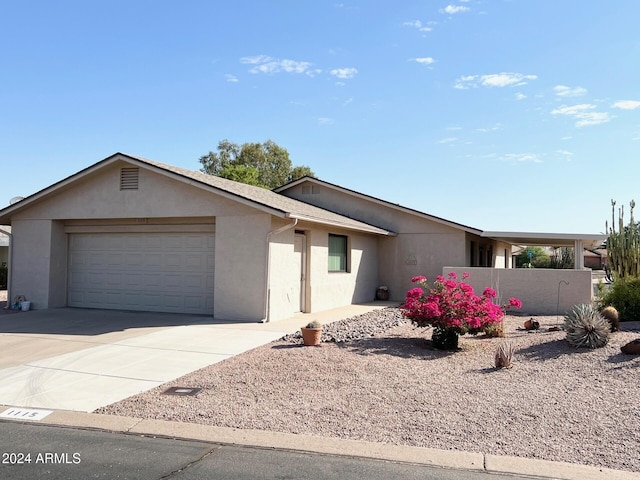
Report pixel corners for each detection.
[68,232,215,314]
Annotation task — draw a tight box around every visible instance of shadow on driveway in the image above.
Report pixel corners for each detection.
[0,306,242,336]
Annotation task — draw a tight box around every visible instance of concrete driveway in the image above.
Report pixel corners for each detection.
[0,303,391,413]
[0,308,297,412]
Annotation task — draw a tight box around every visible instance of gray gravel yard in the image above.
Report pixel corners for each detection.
[98,307,640,473]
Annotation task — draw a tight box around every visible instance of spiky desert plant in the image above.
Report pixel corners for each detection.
[600,305,620,332]
[564,304,610,349]
[494,342,515,369]
[606,199,640,280]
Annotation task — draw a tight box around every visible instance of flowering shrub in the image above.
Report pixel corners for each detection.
[402,272,522,336]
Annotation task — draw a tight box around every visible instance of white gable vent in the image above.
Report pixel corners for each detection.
[301,185,319,195]
[120,167,139,190]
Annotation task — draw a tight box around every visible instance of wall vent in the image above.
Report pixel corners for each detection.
[120,167,139,190]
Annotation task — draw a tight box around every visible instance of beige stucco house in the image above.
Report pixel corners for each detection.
[0,153,606,319]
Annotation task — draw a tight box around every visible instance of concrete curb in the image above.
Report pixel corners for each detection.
[25,410,638,480]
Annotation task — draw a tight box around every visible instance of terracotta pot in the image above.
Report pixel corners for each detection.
[301,327,322,346]
[524,319,540,330]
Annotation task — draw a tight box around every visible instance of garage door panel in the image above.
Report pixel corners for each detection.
[68,232,215,314]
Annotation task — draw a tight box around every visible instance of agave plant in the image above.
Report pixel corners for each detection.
[494,342,515,369]
[564,304,610,349]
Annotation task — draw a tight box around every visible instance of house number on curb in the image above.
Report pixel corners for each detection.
[0,408,53,421]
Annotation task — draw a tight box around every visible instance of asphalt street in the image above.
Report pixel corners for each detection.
[0,421,545,480]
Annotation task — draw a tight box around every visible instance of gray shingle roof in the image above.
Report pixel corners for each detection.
[124,154,393,236]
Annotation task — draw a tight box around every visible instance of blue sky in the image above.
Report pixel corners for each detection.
[2,1,639,234]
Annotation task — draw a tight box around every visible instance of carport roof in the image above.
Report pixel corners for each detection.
[481,231,606,249]
[0,153,394,237]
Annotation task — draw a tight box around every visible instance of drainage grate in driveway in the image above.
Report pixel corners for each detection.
[162,387,202,396]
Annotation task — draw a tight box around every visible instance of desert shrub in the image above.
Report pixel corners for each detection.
[0,265,6,289]
[600,277,640,322]
[494,342,515,369]
[564,304,610,349]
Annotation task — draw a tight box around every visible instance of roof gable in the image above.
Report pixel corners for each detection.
[0,153,392,236]
[275,176,483,235]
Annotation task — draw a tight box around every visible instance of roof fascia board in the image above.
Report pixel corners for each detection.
[276,177,483,235]
[287,214,395,236]
[0,153,126,220]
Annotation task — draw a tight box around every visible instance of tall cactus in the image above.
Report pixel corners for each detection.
[606,199,640,279]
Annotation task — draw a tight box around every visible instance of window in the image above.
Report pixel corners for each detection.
[328,234,348,272]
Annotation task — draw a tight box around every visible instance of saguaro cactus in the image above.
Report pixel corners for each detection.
[606,199,640,280]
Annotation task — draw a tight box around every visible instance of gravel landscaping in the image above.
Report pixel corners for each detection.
[97,307,640,473]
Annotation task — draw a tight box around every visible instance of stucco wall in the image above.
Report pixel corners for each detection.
[379,232,466,301]
[16,161,257,220]
[10,219,56,309]
[444,266,593,316]
[283,182,467,303]
[214,213,270,321]
[299,226,379,313]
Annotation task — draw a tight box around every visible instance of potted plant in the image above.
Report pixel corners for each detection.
[301,320,323,346]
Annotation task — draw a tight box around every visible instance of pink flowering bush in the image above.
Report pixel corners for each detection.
[403,273,522,347]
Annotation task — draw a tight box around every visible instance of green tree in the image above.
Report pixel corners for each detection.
[199,139,315,189]
[549,247,574,269]
[516,246,550,268]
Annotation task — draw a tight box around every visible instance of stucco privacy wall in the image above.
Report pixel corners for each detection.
[444,267,593,316]
[282,181,468,300]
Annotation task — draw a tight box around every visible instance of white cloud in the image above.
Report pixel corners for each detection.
[440,5,470,14]
[414,57,435,65]
[612,100,640,110]
[330,67,358,79]
[241,55,319,76]
[240,55,272,65]
[476,123,503,132]
[225,74,239,83]
[454,72,537,89]
[554,85,587,97]
[551,103,612,127]
[574,112,612,127]
[515,92,527,100]
[556,149,573,157]
[317,117,334,125]
[437,137,458,144]
[551,104,595,115]
[502,153,543,164]
[403,20,432,32]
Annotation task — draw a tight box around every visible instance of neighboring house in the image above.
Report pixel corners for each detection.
[0,153,606,319]
[583,249,605,270]
[0,226,9,268]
